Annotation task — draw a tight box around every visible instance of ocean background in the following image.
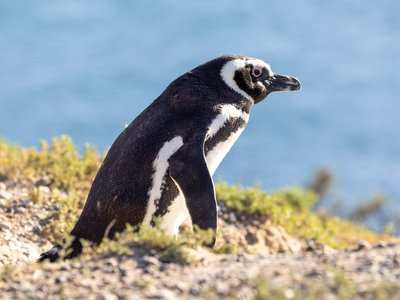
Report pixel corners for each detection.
[1,1,399,229]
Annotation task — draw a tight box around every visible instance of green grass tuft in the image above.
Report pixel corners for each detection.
[96,224,217,265]
[0,135,102,191]
[216,182,390,249]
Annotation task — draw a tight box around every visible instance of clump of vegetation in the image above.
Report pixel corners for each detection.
[0,136,102,240]
[216,183,317,217]
[56,222,221,265]
[0,136,393,253]
[216,183,391,249]
[40,191,87,239]
[95,224,212,265]
[0,135,102,191]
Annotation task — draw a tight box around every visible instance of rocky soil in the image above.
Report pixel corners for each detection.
[1,179,400,299]
[0,180,53,264]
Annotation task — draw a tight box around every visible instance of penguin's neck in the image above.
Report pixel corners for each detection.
[204,103,250,175]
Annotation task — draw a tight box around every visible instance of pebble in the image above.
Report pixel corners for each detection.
[99,291,118,300]
[35,176,52,187]
[142,256,160,267]
[0,223,10,231]
[149,289,177,300]
[14,206,25,214]
[0,198,7,206]
[215,281,230,294]
[229,213,237,223]
[20,200,31,207]
[376,241,388,248]
[355,240,371,251]
[38,186,51,195]
[173,282,188,293]
[284,288,295,299]
[0,190,12,200]
[393,254,400,267]
[189,288,200,297]
[55,275,67,284]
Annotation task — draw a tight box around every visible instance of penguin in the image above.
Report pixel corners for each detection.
[39,54,301,262]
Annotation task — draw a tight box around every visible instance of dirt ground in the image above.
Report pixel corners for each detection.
[1,179,400,299]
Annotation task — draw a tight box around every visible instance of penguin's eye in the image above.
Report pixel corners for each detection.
[252,66,263,78]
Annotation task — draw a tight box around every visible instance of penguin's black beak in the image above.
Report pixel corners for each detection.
[266,74,301,92]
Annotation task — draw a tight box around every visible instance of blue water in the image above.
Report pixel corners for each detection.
[1,1,399,222]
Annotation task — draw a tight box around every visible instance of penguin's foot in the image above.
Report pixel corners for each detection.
[202,235,216,248]
[38,245,62,262]
[191,226,216,248]
[38,238,83,263]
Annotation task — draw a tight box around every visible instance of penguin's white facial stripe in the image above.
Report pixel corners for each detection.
[207,104,249,139]
[220,59,253,101]
[144,136,184,224]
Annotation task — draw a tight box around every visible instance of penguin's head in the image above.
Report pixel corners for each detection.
[219,54,301,104]
[192,54,301,104]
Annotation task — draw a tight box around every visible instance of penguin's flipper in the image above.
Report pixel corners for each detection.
[169,140,217,246]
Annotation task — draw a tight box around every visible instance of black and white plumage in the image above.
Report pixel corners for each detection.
[39,54,301,261]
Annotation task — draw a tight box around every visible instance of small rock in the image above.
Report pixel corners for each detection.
[35,176,52,187]
[106,258,119,267]
[149,289,177,300]
[55,276,67,284]
[80,278,94,288]
[0,223,10,231]
[393,254,400,267]
[0,190,12,200]
[99,291,118,300]
[20,200,32,207]
[189,288,200,297]
[173,282,189,293]
[32,224,43,233]
[215,280,230,294]
[229,213,237,223]
[142,256,160,267]
[304,239,330,255]
[20,281,35,292]
[284,288,295,299]
[306,269,323,278]
[355,240,371,251]
[31,269,43,280]
[7,240,40,261]
[119,267,128,278]
[376,241,388,248]
[14,206,26,213]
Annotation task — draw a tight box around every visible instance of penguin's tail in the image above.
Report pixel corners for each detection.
[38,236,83,263]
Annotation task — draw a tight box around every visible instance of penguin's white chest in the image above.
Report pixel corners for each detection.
[205,104,249,175]
[205,128,245,175]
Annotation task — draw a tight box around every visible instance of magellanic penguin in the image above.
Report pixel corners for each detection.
[39,54,301,262]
